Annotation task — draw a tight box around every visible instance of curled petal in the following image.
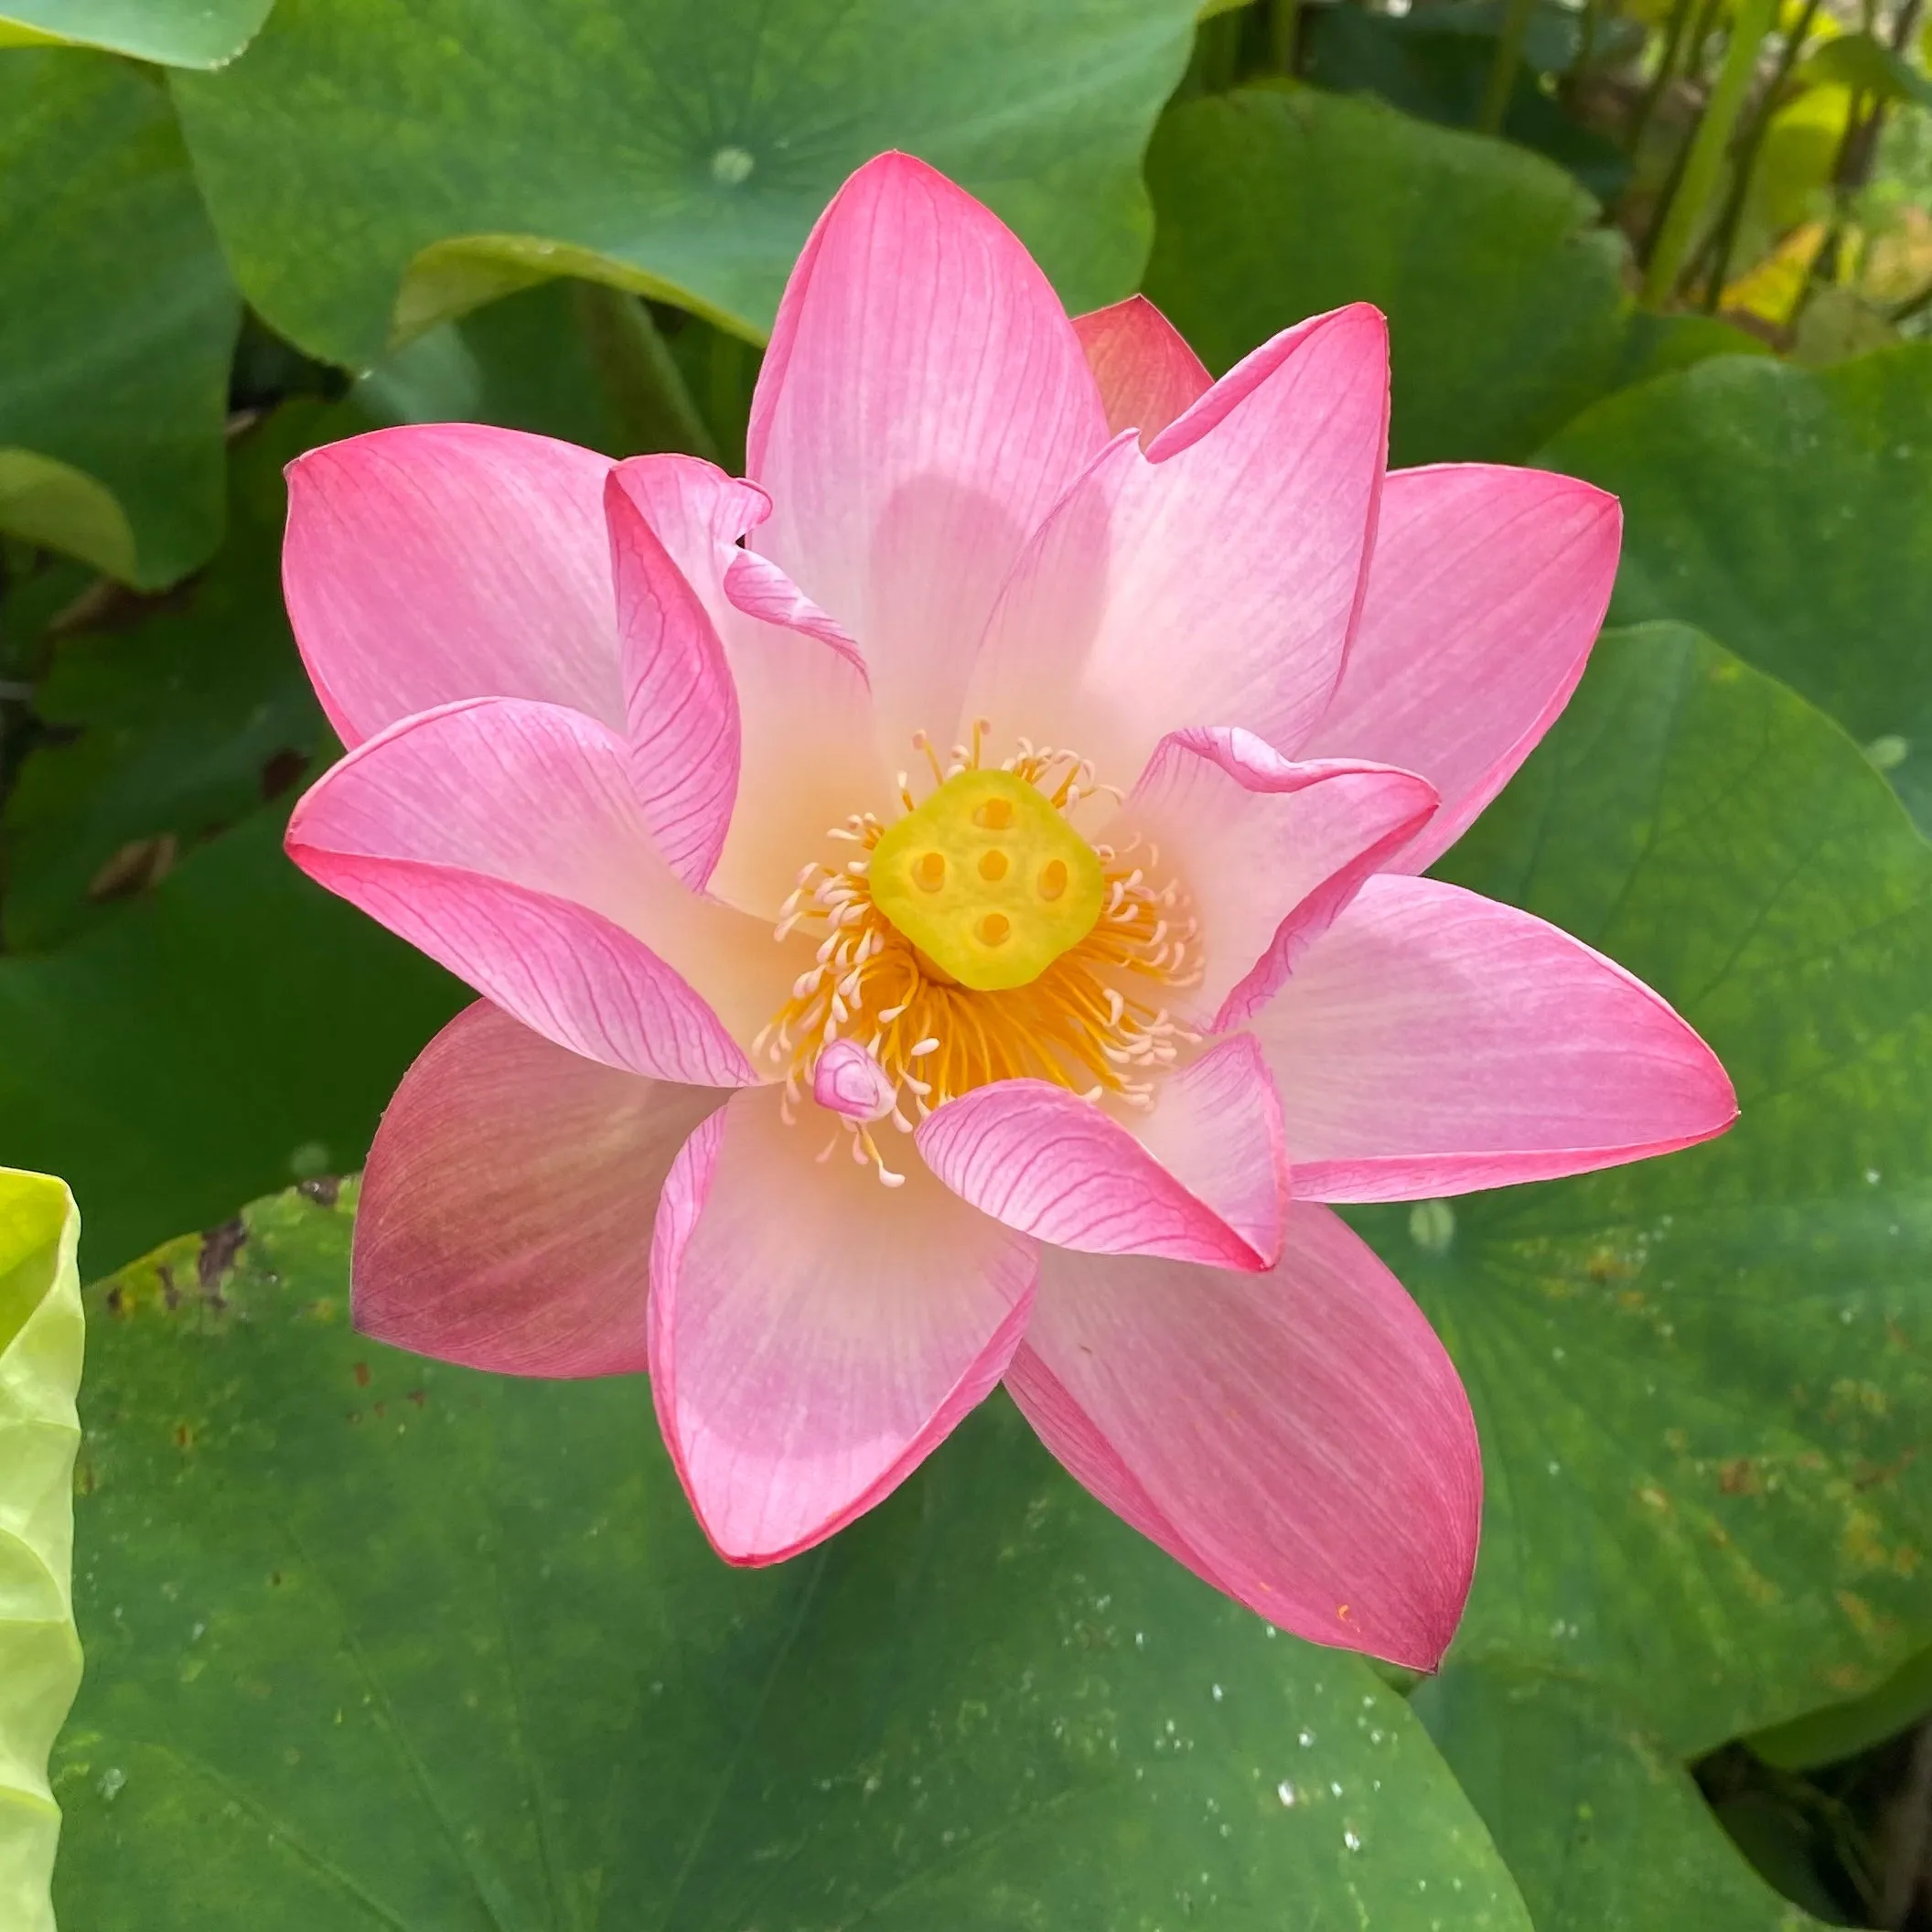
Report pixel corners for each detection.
[354,1002,726,1376]
[1008,1205,1481,1669]
[916,1035,1286,1270]
[605,467,740,887]
[1253,875,1738,1200]
[649,1085,1036,1562]
[1303,465,1622,873]
[1123,725,1437,1031]
[607,456,890,920]
[746,151,1110,764]
[967,305,1390,784]
[285,697,784,1087]
[284,424,620,745]
[1073,295,1211,446]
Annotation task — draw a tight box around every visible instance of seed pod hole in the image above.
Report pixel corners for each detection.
[978,849,1009,882]
[978,912,1012,947]
[973,798,1014,831]
[914,852,947,893]
[1037,857,1068,903]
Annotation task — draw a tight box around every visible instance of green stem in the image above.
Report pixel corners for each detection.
[1891,275,1932,325]
[1626,0,1697,156]
[1636,0,1724,269]
[1697,0,1823,307]
[1478,0,1540,134]
[1640,0,1780,306]
[1270,0,1301,76]
[706,327,753,476]
[1566,0,1604,102]
[571,284,717,462]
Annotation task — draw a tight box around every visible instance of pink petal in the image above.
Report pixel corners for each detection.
[1073,295,1211,445]
[649,1084,1036,1562]
[284,424,620,746]
[1006,1204,1480,1669]
[1123,726,1437,1031]
[354,1002,726,1376]
[1302,465,1621,874]
[1252,875,1738,1200]
[607,456,891,919]
[967,306,1390,787]
[746,152,1110,763]
[284,697,783,1088]
[604,467,740,888]
[812,1039,897,1122]
[915,1035,1285,1270]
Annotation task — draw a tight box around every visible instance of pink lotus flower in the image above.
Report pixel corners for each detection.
[281,154,1734,1669]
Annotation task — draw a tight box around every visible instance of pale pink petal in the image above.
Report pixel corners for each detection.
[607,456,891,920]
[746,151,1110,764]
[812,1039,897,1122]
[284,697,794,1088]
[1006,1205,1480,1669]
[1302,465,1621,873]
[967,306,1390,786]
[284,424,619,745]
[604,467,739,887]
[1252,875,1737,1200]
[1122,726,1437,1031]
[1073,295,1211,445]
[915,1036,1285,1269]
[353,1002,725,1376]
[649,1084,1036,1562]
[723,549,867,670]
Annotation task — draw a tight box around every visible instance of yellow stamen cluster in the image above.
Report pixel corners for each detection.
[752,725,1204,1181]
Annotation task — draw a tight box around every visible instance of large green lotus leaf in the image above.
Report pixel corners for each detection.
[4,278,705,955]
[0,1169,83,1932]
[1413,1667,1828,1931]
[0,0,273,65]
[0,50,239,586]
[1538,346,1932,833]
[1,406,335,953]
[0,812,463,1279]
[1345,623,1932,1755]
[167,0,1198,371]
[1140,87,1630,467]
[53,1183,1532,1930]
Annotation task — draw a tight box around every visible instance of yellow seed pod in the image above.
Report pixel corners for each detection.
[869,769,1106,992]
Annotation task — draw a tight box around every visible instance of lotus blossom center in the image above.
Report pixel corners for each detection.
[868,767,1106,992]
[756,731,1204,1185]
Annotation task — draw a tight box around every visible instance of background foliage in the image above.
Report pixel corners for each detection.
[5,0,1932,1923]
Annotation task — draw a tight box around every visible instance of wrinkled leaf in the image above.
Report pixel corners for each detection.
[0,810,463,1277]
[1540,347,1932,832]
[0,0,274,66]
[1142,87,1630,466]
[1353,624,1932,1753]
[1415,1666,1829,1931]
[0,50,239,585]
[0,1169,83,1932]
[55,1182,1532,1929]
[169,0,1199,370]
